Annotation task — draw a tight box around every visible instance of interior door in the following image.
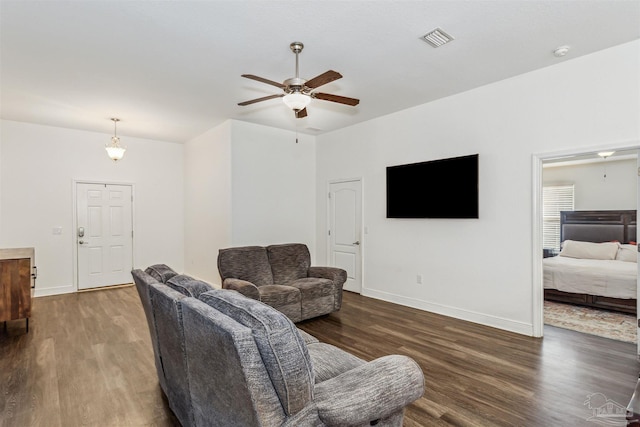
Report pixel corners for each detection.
[328,179,362,293]
[77,183,133,290]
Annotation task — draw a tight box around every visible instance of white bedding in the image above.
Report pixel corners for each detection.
[543,255,637,299]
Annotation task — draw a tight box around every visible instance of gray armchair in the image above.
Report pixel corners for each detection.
[182,288,425,426]
[217,243,347,322]
[132,265,215,427]
[133,265,425,427]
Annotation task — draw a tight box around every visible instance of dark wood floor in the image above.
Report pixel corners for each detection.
[1,286,638,427]
[0,286,179,427]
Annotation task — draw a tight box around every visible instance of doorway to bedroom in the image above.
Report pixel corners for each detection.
[539,148,638,345]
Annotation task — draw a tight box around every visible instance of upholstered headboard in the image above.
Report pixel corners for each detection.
[560,210,637,244]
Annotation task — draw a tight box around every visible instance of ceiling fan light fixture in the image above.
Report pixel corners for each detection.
[282,92,311,111]
[238,41,359,118]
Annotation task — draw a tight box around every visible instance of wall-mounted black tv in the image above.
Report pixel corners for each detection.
[386,154,479,219]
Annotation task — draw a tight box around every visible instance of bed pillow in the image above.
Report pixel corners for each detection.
[559,240,619,260]
[616,244,638,263]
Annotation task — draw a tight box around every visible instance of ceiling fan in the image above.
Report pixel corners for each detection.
[238,42,360,119]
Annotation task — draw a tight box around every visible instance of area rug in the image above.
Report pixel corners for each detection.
[544,301,637,343]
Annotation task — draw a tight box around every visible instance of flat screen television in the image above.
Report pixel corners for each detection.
[386,154,479,219]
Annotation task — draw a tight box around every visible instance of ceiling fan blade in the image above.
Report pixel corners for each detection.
[305,70,342,89]
[295,107,308,119]
[238,93,284,106]
[241,74,286,89]
[312,92,360,106]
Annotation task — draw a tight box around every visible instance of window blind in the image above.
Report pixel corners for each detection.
[543,185,575,251]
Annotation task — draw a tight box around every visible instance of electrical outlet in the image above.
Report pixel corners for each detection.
[416,274,422,284]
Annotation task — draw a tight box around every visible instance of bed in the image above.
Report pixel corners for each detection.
[543,210,637,314]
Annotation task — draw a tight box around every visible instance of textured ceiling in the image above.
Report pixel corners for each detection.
[1,0,639,143]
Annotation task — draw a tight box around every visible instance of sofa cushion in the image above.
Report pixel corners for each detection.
[166,274,214,297]
[307,342,364,383]
[258,285,301,306]
[297,328,320,344]
[289,278,335,320]
[289,278,334,298]
[267,243,311,284]
[218,246,274,287]
[145,264,179,283]
[198,289,314,416]
[258,285,302,323]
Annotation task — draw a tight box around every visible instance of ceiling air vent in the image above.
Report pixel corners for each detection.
[421,28,454,48]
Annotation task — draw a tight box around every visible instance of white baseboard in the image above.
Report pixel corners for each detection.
[361,288,534,337]
[34,285,76,297]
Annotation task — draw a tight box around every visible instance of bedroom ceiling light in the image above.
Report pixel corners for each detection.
[598,151,615,158]
[105,118,126,161]
[598,151,614,180]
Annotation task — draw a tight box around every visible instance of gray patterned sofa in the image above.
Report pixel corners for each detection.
[217,243,347,322]
[132,264,424,427]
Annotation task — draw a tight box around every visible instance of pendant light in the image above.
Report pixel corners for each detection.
[105,118,126,161]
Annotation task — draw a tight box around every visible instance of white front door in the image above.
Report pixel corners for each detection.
[77,183,133,290]
[329,179,362,293]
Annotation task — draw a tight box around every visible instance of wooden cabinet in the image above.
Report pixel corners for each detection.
[0,248,35,332]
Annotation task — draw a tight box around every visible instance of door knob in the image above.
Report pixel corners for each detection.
[79,240,85,245]
[353,241,360,245]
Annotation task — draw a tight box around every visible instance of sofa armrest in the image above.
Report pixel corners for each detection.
[312,355,424,425]
[308,266,347,286]
[222,278,260,300]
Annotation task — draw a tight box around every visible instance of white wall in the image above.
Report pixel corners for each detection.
[543,158,637,210]
[183,120,232,285]
[0,120,185,296]
[230,121,317,256]
[183,120,318,284]
[315,40,640,335]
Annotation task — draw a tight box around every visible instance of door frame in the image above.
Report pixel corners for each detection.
[532,140,639,339]
[326,177,364,294]
[72,179,136,292]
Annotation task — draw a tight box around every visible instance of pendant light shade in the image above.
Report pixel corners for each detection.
[282,92,311,111]
[105,118,126,161]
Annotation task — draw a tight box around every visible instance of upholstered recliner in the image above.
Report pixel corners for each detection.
[217,243,347,322]
[132,264,215,427]
[132,264,425,427]
[182,289,424,427]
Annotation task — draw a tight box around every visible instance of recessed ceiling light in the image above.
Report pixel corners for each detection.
[553,45,570,57]
[421,28,454,48]
[598,151,615,158]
